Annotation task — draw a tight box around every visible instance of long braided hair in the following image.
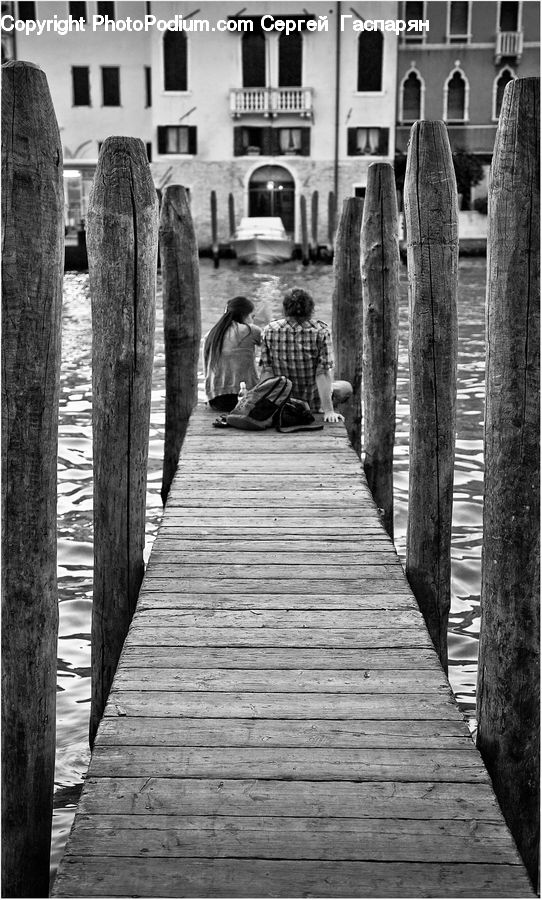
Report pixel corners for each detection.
[204,296,255,371]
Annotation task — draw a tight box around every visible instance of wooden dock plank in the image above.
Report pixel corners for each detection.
[52,407,535,898]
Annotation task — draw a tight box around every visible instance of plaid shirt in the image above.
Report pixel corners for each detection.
[259,317,334,410]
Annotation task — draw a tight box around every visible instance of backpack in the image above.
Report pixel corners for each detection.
[224,376,292,431]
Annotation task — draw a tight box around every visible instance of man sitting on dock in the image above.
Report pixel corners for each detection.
[259,287,352,424]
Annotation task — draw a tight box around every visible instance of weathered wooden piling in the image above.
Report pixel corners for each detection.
[404,121,458,673]
[332,197,364,455]
[361,163,400,538]
[160,185,202,505]
[1,60,64,898]
[327,190,336,253]
[210,189,219,268]
[311,190,319,259]
[300,194,310,265]
[477,77,540,887]
[228,192,235,238]
[87,137,158,747]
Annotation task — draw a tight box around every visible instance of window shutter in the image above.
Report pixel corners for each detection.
[233,126,245,156]
[347,128,357,155]
[157,127,167,154]
[300,128,311,156]
[379,129,389,155]
[188,126,197,155]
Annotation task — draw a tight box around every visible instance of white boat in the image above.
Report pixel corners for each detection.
[231,217,294,265]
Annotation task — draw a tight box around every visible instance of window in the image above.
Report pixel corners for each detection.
[157,126,197,155]
[69,1,86,20]
[242,27,266,87]
[445,69,468,121]
[97,1,115,17]
[347,128,389,156]
[145,66,152,107]
[354,187,366,199]
[357,31,383,92]
[163,30,187,91]
[401,70,422,121]
[146,142,152,163]
[233,127,311,157]
[499,1,519,31]
[102,67,120,106]
[279,32,302,87]
[448,1,470,42]
[17,1,36,21]
[494,67,514,118]
[403,0,425,41]
[72,66,90,106]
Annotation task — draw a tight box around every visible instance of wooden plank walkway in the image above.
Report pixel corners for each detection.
[52,405,534,898]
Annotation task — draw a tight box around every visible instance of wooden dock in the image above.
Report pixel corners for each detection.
[52,406,534,898]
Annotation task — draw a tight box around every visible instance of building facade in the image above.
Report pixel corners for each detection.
[3,0,399,248]
[395,0,540,206]
[2,1,539,245]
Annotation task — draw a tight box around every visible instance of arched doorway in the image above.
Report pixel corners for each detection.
[248,165,295,234]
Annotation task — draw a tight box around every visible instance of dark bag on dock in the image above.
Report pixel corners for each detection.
[225,376,292,431]
[275,398,324,433]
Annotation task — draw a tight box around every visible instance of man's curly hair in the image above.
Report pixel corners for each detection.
[282,288,315,321]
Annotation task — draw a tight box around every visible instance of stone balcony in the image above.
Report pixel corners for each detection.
[494,31,523,64]
[230,87,314,119]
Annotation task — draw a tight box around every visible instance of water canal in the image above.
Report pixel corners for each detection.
[52,255,487,878]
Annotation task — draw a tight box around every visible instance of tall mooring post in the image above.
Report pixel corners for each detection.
[404,121,458,673]
[1,61,64,898]
[210,189,219,268]
[87,137,158,747]
[160,184,202,505]
[332,197,364,455]
[361,162,400,539]
[477,77,540,888]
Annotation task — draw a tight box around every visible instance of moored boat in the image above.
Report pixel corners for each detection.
[231,216,294,265]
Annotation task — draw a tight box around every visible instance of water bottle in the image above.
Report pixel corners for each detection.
[238,381,247,402]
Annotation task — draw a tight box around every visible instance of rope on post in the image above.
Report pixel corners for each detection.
[1,59,64,899]
[160,184,202,505]
[404,120,458,673]
[87,136,158,747]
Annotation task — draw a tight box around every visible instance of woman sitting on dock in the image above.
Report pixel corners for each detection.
[204,296,262,412]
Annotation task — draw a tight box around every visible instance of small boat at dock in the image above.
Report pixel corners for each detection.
[231,216,294,265]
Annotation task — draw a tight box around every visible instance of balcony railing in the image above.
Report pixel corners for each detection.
[495,31,523,63]
[230,87,313,119]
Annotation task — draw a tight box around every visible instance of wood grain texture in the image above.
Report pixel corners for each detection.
[1,59,63,899]
[404,121,458,673]
[52,405,534,898]
[361,162,400,538]
[477,76,540,886]
[159,185,201,504]
[87,136,158,746]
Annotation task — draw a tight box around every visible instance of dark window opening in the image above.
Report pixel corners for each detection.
[354,187,366,199]
[69,1,87,21]
[495,69,513,116]
[449,1,469,40]
[357,31,383,91]
[72,66,90,106]
[157,125,197,155]
[102,67,120,106]
[164,30,187,91]
[499,1,518,31]
[97,1,115,18]
[145,66,152,107]
[233,126,310,157]
[347,127,389,156]
[146,142,152,162]
[446,71,466,120]
[279,32,302,87]
[17,1,36,21]
[242,28,266,87]
[403,0,424,41]
[402,71,421,120]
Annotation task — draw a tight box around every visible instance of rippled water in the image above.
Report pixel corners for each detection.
[52,256,487,876]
